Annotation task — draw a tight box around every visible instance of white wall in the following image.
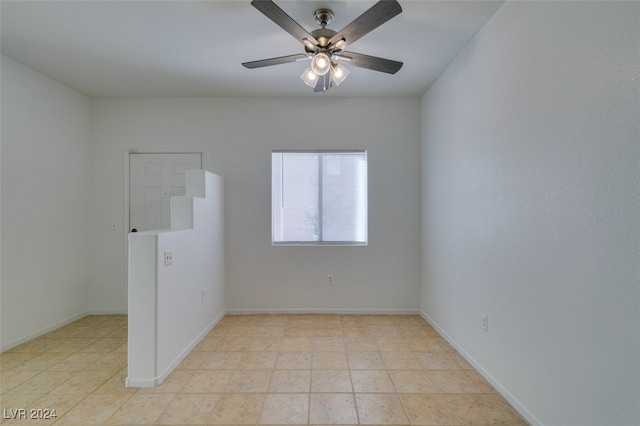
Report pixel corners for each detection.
[89,97,422,313]
[421,2,639,425]
[1,56,91,349]
[128,171,224,387]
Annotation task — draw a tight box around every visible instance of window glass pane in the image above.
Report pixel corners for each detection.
[272,151,367,245]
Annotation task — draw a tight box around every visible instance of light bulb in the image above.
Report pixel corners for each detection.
[331,64,350,86]
[311,52,331,76]
[300,68,319,87]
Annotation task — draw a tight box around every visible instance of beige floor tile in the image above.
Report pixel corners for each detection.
[156,393,221,424]
[225,369,271,393]
[138,369,193,393]
[389,370,439,393]
[268,369,311,393]
[105,392,175,424]
[347,352,385,370]
[350,369,395,393]
[365,325,401,337]
[276,352,312,369]
[314,326,343,337]
[284,325,315,337]
[429,370,482,393]
[48,352,105,371]
[93,368,137,395]
[0,370,41,393]
[5,338,55,353]
[399,393,461,425]
[255,325,286,337]
[375,338,411,352]
[209,393,265,424]
[85,352,127,372]
[10,371,76,396]
[49,370,114,396]
[259,393,309,424]
[444,394,510,425]
[0,353,37,371]
[193,337,223,352]
[54,393,131,425]
[312,337,345,352]
[342,326,369,337]
[226,325,258,337]
[216,337,252,352]
[200,351,244,369]
[15,393,86,425]
[398,325,432,337]
[415,352,460,370]
[182,369,233,393]
[311,369,353,393]
[280,337,313,352]
[464,370,497,393]
[0,391,43,413]
[309,393,358,424]
[11,352,70,371]
[381,351,422,369]
[344,337,377,352]
[175,350,209,369]
[248,337,282,351]
[80,338,126,353]
[47,338,97,353]
[404,337,446,352]
[448,351,475,370]
[238,351,278,369]
[0,313,529,426]
[355,393,409,424]
[312,351,348,369]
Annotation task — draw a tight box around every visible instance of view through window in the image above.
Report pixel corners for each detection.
[272,151,367,245]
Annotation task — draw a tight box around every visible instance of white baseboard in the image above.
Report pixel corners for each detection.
[87,309,128,315]
[225,308,421,315]
[1,310,90,352]
[126,310,226,388]
[420,310,540,426]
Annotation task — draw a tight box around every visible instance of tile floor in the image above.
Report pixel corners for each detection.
[1,314,528,425]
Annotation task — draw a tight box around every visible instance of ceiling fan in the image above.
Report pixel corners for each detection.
[242,0,403,92]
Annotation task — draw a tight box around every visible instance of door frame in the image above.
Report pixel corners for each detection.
[122,148,204,309]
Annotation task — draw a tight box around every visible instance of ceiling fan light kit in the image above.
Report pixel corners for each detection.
[243,0,403,93]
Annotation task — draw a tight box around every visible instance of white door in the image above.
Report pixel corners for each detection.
[129,153,202,232]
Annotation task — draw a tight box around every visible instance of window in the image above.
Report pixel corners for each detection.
[272,151,367,245]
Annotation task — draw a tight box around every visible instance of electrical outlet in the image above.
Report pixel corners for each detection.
[482,313,489,332]
[201,288,206,302]
[327,274,334,285]
[111,223,118,231]
[164,250,173,266]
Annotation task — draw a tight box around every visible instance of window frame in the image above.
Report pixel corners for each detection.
[271,149,368,246]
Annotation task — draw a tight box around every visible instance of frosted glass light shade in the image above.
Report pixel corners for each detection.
[311,52,331,75]
[331,64,350,86]
[300,68,319,87]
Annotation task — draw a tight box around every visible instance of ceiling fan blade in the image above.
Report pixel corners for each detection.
[341,51,403,74]
[251,0,319,47]
[242,54,308,69]
[328,0,402,47]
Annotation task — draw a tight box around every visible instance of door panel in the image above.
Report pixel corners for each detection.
[130,153,202,232]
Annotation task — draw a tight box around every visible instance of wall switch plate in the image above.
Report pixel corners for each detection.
[482,313,489,332]
[164,250,173,266]
[327,274,334,285]
[201,288,206,302]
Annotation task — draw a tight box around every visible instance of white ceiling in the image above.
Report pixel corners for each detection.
[1,1,504,97]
